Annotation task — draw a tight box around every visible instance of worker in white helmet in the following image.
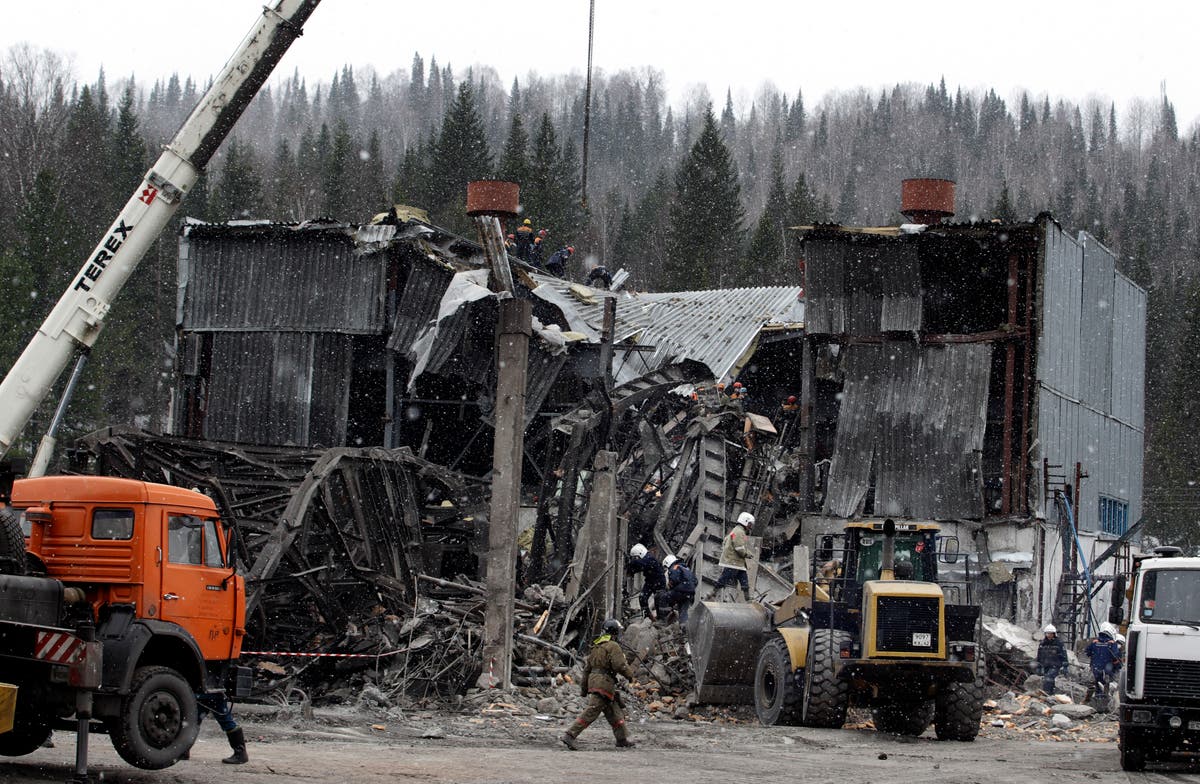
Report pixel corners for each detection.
[627,543,665,618]
[1036,623,1068,694]
[708,512,756,601]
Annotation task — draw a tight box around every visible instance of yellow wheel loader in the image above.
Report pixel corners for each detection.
[690,519,985,740]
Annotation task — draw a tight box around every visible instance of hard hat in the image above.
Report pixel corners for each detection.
[737,511,756,527]
[733,382,743,389]
[630,543,648,559]
[664,554,678,568]
[566,246,575,254]
[523,218,532,225]
[1044,624,1057,634]
[787,395,797,404]
[601,618,623,635]
[538,229,548,237]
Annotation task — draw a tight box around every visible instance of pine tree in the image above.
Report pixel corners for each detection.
[321,119,356,218]
[428,81,492,231]
[210,137,263,219]
[110,84,147,195]
[993,180,1017,222]
[746,144,790,283]
[497,113,530,187]
[664,105,745,289]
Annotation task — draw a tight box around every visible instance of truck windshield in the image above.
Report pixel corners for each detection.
[1139,569,1200,625]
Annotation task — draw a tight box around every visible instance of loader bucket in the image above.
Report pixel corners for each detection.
[687,601,770,704]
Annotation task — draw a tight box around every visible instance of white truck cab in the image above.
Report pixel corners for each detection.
[1113,548,1200,771]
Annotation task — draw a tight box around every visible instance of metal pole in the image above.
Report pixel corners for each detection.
[581,0,596,210]
[29,350,89,478]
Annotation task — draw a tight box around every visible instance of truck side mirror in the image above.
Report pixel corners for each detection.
[1108,605,1124,625]
[938,535,960,564]
[225,526,238,569]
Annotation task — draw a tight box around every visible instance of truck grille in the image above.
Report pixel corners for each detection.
[875,596,940,653]
[1143,658,1200,700]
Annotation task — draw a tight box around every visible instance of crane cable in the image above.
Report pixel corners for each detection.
[581,0,595,210]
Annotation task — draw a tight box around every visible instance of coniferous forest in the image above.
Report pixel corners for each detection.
[1,45,1198,545]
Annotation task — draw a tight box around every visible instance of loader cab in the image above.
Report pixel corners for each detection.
[814,521,941,608]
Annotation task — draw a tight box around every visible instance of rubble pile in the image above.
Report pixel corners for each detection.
[979,691,1116,742]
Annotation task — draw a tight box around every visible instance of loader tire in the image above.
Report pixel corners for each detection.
[755,635,804,726]
[802,628,850,728]
[872,699,934,736]
[0,507,27,576]
[109,666,198,770]
[934,656,986,741]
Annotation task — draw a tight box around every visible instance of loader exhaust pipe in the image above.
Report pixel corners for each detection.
[880,518,896,581]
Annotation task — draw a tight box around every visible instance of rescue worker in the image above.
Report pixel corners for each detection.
[561,618,637,749]
[514,218,535,261]
[708,511,755,601]
[1084,629,1123,701]
[585,264,613,289]
[193,691,248,764]
[1036,623,1068,694]
[546,245,574,277]
[659,554,697,625]
[529,236,545,267]
[627,543,665,618]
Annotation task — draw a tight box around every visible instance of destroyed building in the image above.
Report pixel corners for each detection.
[792,181,1145,640]
[76,180,1142,682]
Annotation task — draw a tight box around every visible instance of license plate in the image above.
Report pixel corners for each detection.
[912,633,932,647]
[1189,720,1200,731]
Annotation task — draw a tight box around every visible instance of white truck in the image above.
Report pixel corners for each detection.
[1111,547,1200,771]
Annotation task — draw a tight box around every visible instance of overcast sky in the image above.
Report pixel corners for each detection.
[3,1,1197,133]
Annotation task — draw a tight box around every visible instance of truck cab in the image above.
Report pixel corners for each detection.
[1115,549,1200,771]
[1,476,246,769]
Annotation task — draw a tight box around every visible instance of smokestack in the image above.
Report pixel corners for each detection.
[880,518,897,581]
[901,178,955,224]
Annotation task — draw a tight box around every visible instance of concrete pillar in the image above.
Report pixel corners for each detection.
[581,450,620,621]
[481,297,531,690]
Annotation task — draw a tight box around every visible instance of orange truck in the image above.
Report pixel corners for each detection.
[0,2,322,777]
[0,475,248,770]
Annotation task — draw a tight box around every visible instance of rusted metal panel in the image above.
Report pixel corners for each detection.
[824,342,991,519]
[180,222,387,334]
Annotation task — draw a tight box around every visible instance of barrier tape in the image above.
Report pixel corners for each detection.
[241,648,407,659]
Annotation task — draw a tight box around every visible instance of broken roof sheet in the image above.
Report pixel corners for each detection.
[528,272,805,385]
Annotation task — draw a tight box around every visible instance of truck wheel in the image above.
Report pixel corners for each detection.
[755,636,804,726]
[1118,728,1146,771]
[109,666,198,770]
[934,655,986,741]
[872,700,934,736]
[0,507,27,576]
[802,628,850,728]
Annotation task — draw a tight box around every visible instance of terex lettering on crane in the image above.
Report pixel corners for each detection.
[73,219,134,292]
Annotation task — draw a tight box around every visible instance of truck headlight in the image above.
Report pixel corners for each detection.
[1132,710,1152,724]
[1168,716,1183,729]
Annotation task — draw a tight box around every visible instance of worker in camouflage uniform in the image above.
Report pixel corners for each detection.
[560,618,637,749]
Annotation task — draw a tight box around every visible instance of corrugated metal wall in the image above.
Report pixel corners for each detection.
[181,234,388,334]
[803,239,923,336]
[1035,225,1146,531]
[202,332,353,445]
[824,341,990,519]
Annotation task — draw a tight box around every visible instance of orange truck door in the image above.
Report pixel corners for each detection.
[157,510,239,662]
